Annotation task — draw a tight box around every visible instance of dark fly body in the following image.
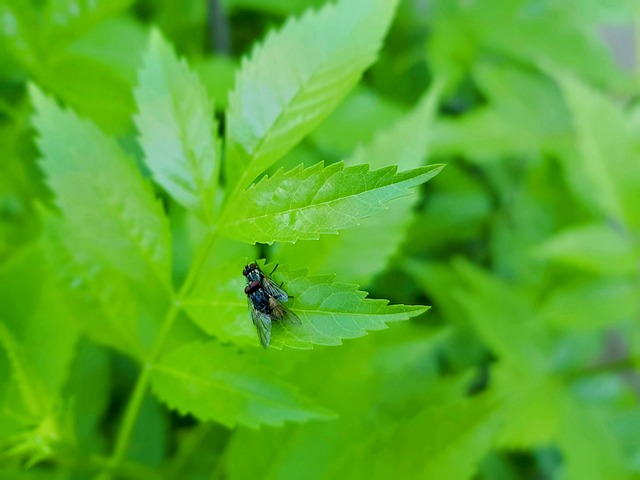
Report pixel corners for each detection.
[242,263,301,348]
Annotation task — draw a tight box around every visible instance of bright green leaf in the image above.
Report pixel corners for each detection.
[492,364,563,448]
[31,86,173,293]
[183,242,257,347]
[263,262,427,349]
[184,261,427,349]
[40,214,147,359]
[275,196,415,285]
[150,341,334,428]
[351,395,500,480]
[452,259,552,373]
[225,0,399,191]
[41,53,136,135]
[539,278,640,330]
[533,222,637,275]
[135,30,220,218]
[276,84,444,283]
[309,86,404,160]
[553,70,640,228]
[220,162,443,244]
[61,339,110,454]
[0,248,78,421]
[558,398,629,480]
[46,0,134,46]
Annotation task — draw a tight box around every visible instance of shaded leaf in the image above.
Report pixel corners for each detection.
[553,70,640,228]
[533,222,636,275]
[150,341,334,427]
[539,278,640,330]
[41,213,147,359]
[558,398,629,480]
[136,30,220,218]
[277,84,444,283]
[452,259,551,373]
[31,86,173,293]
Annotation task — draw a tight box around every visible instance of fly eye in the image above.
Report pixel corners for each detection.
[244,285,252,294]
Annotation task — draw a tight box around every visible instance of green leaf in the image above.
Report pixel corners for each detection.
[220,162,443,244]
[183,241,257,347]
[276,84,444,283]
[60,339,110,454]
[452,259,551,373]
[0,248,79,421]
[309,86,404,160]
[533,223,637,275]
[558,399,629,480]
[553,70,640,228]
[539,278,640,330]
[347,83,444,171]
[31,86,173,293]
[225,0,399,190]
[0,247,79,466]
[150,341,333,427]
[135,30,220,218]
[263,262,427,349]
[275,196,415,285]
[184,261,427,349]
[40,213,147,359]
[491,364,563,449]
[381,396,499,480]
[41,53,137,135]
[46,0,134,39]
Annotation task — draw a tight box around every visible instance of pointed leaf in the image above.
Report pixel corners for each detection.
[225,0,399,190]
[365,396,500,480]
[452,259,551,373]
[41,214,147,359]
[184,261,427,349]
[220,162,443,244]
[31,86,172,292]
[135,30,220,218]
[533,222,636,276]
[558,398,629,480]
[277,84,444,282]
[0,248,79,423]
[553,70,640,228]
[150,341,333,428]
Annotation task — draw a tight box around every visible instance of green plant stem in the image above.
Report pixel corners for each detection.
[103,227,219,478]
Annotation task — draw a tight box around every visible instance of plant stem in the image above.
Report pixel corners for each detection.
[102,227,219,478]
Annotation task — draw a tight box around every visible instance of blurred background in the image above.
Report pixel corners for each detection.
[1,0,640,479]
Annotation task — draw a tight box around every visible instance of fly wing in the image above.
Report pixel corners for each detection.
[248,297,272,348]
[261,276,289,302]
[270,299,302,326]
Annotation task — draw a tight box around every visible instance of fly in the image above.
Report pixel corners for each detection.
[243,263,301,348]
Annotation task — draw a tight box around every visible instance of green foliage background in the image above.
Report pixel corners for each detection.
[1,0,640,478]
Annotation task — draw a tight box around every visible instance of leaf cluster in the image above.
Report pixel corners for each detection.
[0,0,639,479]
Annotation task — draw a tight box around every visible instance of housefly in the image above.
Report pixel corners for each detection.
[243,263,301,348]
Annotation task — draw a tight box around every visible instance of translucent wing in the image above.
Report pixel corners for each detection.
[261,276,289,302]
[269,298,302,326]
[247,297,272,348]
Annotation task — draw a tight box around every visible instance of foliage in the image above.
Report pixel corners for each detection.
[0,0,639,479]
